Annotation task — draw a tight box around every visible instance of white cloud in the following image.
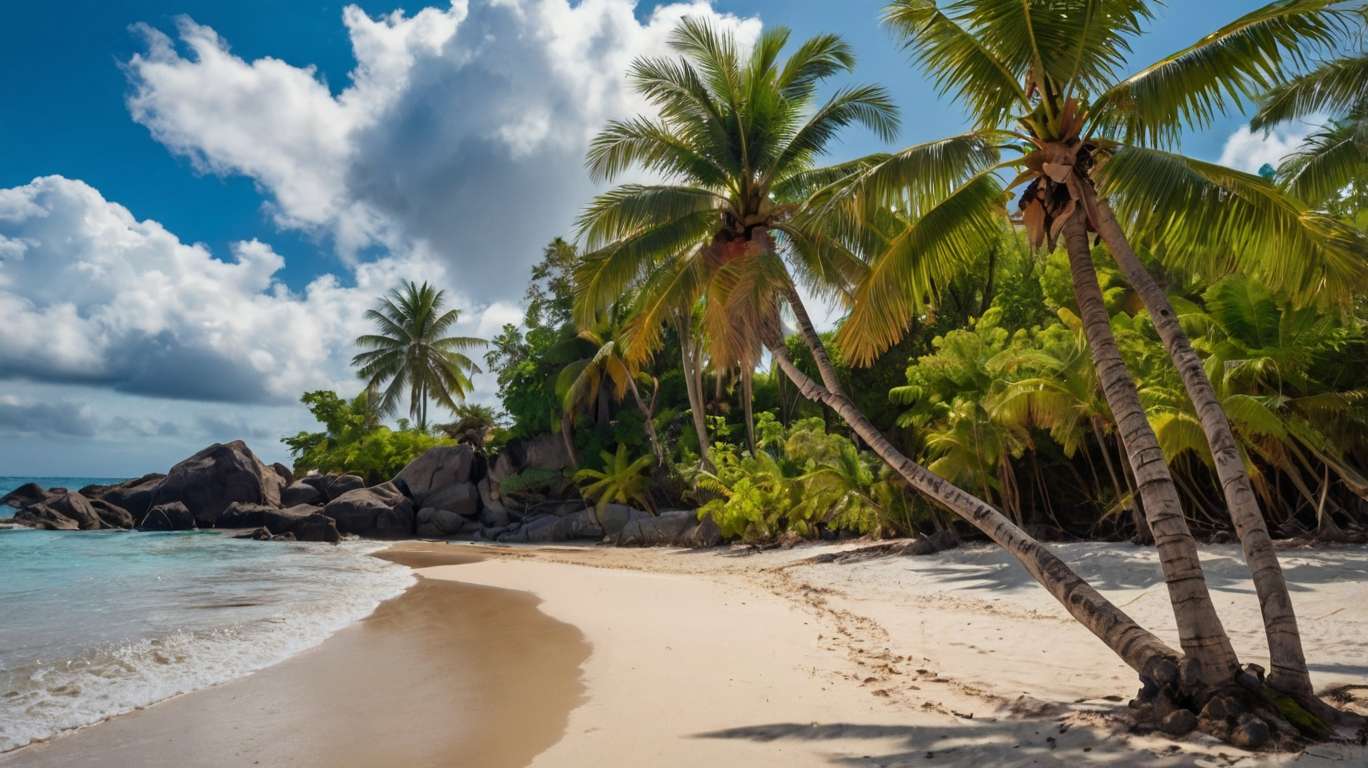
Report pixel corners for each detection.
[1218,118,1324,174]
[0,175,512,408]
[123,0,760,294]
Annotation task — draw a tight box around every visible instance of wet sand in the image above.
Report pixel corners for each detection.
[1,549,587,768]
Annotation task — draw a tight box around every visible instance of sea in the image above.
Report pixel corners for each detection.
[0,476,414,753]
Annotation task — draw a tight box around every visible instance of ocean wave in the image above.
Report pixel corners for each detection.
[0,537,414,752]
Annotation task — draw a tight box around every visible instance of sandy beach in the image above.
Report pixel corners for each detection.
[4,540,1366,767]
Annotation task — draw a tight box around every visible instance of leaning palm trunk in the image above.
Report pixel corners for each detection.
[769,285,1177,677]
[1084,185,1314,697]
[1060,213,1241,685]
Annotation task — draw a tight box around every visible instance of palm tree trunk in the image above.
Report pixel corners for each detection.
[741,365,756,454]
[561,410,579,470]
[765,322,1178,679]
[1060,212,1240,685]
[1085,187,1312,697]
[627,376,665,465]
[675,313,711,465]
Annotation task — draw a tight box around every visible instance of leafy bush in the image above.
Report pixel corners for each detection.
[694,414,901,543]
[574,444,655,512]
[282,390,451,483]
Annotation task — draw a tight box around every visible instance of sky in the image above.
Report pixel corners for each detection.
[0,1,1315,477]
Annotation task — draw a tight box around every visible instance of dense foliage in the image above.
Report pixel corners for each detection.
[282,391,451,484]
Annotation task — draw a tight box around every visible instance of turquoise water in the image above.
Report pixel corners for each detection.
[0,478,414,752]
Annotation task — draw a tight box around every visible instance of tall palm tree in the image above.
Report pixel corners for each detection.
[576,18,1183,694]
[829,0,1366,699]
[353,281,486,432]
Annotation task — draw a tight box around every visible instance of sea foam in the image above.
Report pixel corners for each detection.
[0,529,413,752]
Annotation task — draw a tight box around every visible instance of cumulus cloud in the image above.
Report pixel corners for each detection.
[0,175,508,405]
[124,0,760,298]
[1218,118,1324,174]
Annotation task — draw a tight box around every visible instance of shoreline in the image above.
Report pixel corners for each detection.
[1,545,587,768]
[4,539,1366,767]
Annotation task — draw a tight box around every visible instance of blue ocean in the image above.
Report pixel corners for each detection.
[0,477,413,752]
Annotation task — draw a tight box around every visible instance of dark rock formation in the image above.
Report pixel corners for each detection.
[2,482,50,509]
[15,503,80,530]
[139,502,197,531]
[90,499,135,530]
[271,462,294,485]
[292,513,341,544]
[421,482,479,519]
[322,483,413,538]
[281,480,324,507]
[41,492,103,530]
[616,510,696,547]
[151,441,284,527]
[218,502,316,534]
[393,445,479,506]
[416,507,481,538]
[96,474,164,523]
[321,474,366,501]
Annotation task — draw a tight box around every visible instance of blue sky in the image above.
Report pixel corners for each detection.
[0,1,1293,476]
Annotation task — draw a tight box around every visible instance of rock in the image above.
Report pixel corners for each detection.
[14,503,79,530]
[271,463,294,485]
[678,516,723,548]
[323,474,366,501]
[151,441,284,527]
[905,529,960,556]
[322,485,413,538]
[616,510,695,547]
[393,445,478,506]
[90,499,134,529]
[292,514,341,544]
[273,531,296,541]
[420,482,480,519]
[480,500,510,529]
[1,482,49,509]
[416,507,481,538]
[1229,714,1270,749]
[139,502,197,531]
[1159,709,1198,736]
[591,504,654,539]
[523,510,603,543]
[97,474,164,523]
[235,527,274,541]
[374,504,416,539]
[281,481,324,507]
[42,492,103,530]
[218,502,316,534]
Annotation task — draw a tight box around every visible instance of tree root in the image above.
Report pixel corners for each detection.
[1128,659,1363,750]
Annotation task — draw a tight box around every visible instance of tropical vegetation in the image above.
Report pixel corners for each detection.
[278,0,1368,734]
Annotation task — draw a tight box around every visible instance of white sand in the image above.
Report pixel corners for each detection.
[425,540,1368,767]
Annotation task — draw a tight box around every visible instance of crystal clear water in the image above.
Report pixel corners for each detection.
[0,479,414,752]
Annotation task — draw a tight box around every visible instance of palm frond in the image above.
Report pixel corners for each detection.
[882,0,1028,128]
[1091,0,1348,146]
[1251,52,1368,128]
[835,172,1005,365]
[1099,144,1368,305]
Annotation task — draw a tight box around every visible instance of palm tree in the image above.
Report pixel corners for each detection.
[828,0,1366,699]
[558,324,666,464]
[576,19,1182,694]
[353,281,486,432]
[1251,45,1367,210]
